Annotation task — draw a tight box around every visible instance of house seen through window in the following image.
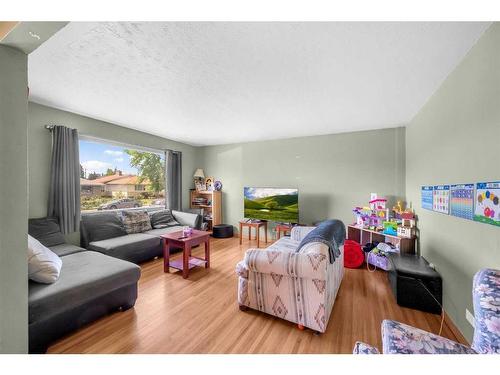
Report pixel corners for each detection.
[79,139,165,212]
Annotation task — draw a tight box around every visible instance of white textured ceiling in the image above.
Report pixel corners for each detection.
[28,22,490,146]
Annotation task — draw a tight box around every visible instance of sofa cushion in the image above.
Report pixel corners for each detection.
[143,226,183,237]
[49,243,86,257]
[28,217,65,247]
[149,209,179,229]
[88,233,161,262]
[81,213,127,242]
[122,210,152,234]
[28,251,140,324]
[28,235,62,284]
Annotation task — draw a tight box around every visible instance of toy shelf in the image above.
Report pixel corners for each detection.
[347,225,416,255]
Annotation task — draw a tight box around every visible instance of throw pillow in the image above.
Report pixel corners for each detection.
[28,234,62,284]
[150,209,179,229]
[28,217,66,247]
[81,213,128,242]
[122,210,152,234]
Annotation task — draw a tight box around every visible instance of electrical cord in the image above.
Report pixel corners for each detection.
[415,278,445,336]
[366,247,445,336]
[367,252,445,336]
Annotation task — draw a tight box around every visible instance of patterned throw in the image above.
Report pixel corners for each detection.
[121,211,152,234]
[297,220,345,263]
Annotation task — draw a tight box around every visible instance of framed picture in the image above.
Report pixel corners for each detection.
[205,177,214,191]
[195,180,206,192]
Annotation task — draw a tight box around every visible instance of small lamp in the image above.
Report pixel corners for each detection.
[193,169,205,179]
[193,169,205,191]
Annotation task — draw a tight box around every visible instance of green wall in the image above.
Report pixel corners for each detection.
[0,45,28,353]
[200,127,406,233]
[28,102,201,243]
[406,23,500,341]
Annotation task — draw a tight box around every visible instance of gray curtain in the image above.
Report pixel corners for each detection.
[47,126,81,234]
[165,150,182,211]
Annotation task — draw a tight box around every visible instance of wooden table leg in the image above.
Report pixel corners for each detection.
[205,239,210,268]
[163,238,170,273]
[183,244,190,279]
[257,225,260,248]
[249,225,251,240]
[239,222,242,245]
[264,222,268,243]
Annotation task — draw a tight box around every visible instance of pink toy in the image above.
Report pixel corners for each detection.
[369,198,387,210]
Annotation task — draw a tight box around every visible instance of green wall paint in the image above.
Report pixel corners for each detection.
[406,23,500,341]
[28,102,201,243]
[200,127,406,233]
[0,45,28,353]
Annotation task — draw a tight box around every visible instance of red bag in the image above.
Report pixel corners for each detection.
[343,239,364,268]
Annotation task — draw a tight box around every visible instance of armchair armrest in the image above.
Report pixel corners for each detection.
[171,210,202,229]
[353,342,380,354]
[290,226,316,242]
[244,242,330,280]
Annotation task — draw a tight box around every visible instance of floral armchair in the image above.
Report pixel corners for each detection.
[353,268,500,354]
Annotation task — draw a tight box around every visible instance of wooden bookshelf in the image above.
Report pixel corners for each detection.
[190,190,222,230]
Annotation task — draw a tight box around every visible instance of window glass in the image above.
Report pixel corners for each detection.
[79,139,166,212]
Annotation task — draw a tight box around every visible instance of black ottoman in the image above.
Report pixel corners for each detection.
[387,254,442,314]
[212,224,234,238]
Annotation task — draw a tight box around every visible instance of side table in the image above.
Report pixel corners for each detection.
[239,220,268,248]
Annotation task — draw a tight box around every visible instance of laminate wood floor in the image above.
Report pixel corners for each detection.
[48,236,459,354]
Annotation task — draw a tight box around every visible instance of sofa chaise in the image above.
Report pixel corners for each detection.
[28,217,141,353]
[80,209,202,263]
[236,226,344,333]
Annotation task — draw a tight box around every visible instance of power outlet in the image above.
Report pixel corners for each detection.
[466,309,475,328]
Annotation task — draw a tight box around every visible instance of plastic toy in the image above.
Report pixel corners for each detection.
[383,221,398,236]
[397,226,415,238]
[369,198,387,210]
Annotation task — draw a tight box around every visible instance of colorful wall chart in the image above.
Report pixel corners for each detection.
[450,184,474,220]
[474,181,500,227]
[433,185,450,214]
[421,186,434,210]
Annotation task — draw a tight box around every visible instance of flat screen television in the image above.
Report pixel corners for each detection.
[244,187,299,223]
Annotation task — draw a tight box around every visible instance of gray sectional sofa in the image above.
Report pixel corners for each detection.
[28,217,141,353]
[80,209,202,263]
[28,209,201,353]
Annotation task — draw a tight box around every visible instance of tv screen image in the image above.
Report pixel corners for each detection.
[244,187,299,223]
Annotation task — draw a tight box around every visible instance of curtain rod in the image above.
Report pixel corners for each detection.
[46,126,182,155]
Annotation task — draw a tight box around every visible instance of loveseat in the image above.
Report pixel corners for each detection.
[28,217,141,353]
[80,209,202,263]
[236,226,344,333]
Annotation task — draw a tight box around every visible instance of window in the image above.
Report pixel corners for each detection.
[79,138,166,212]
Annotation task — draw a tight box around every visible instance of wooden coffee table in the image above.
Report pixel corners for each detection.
[161,229,210,279]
